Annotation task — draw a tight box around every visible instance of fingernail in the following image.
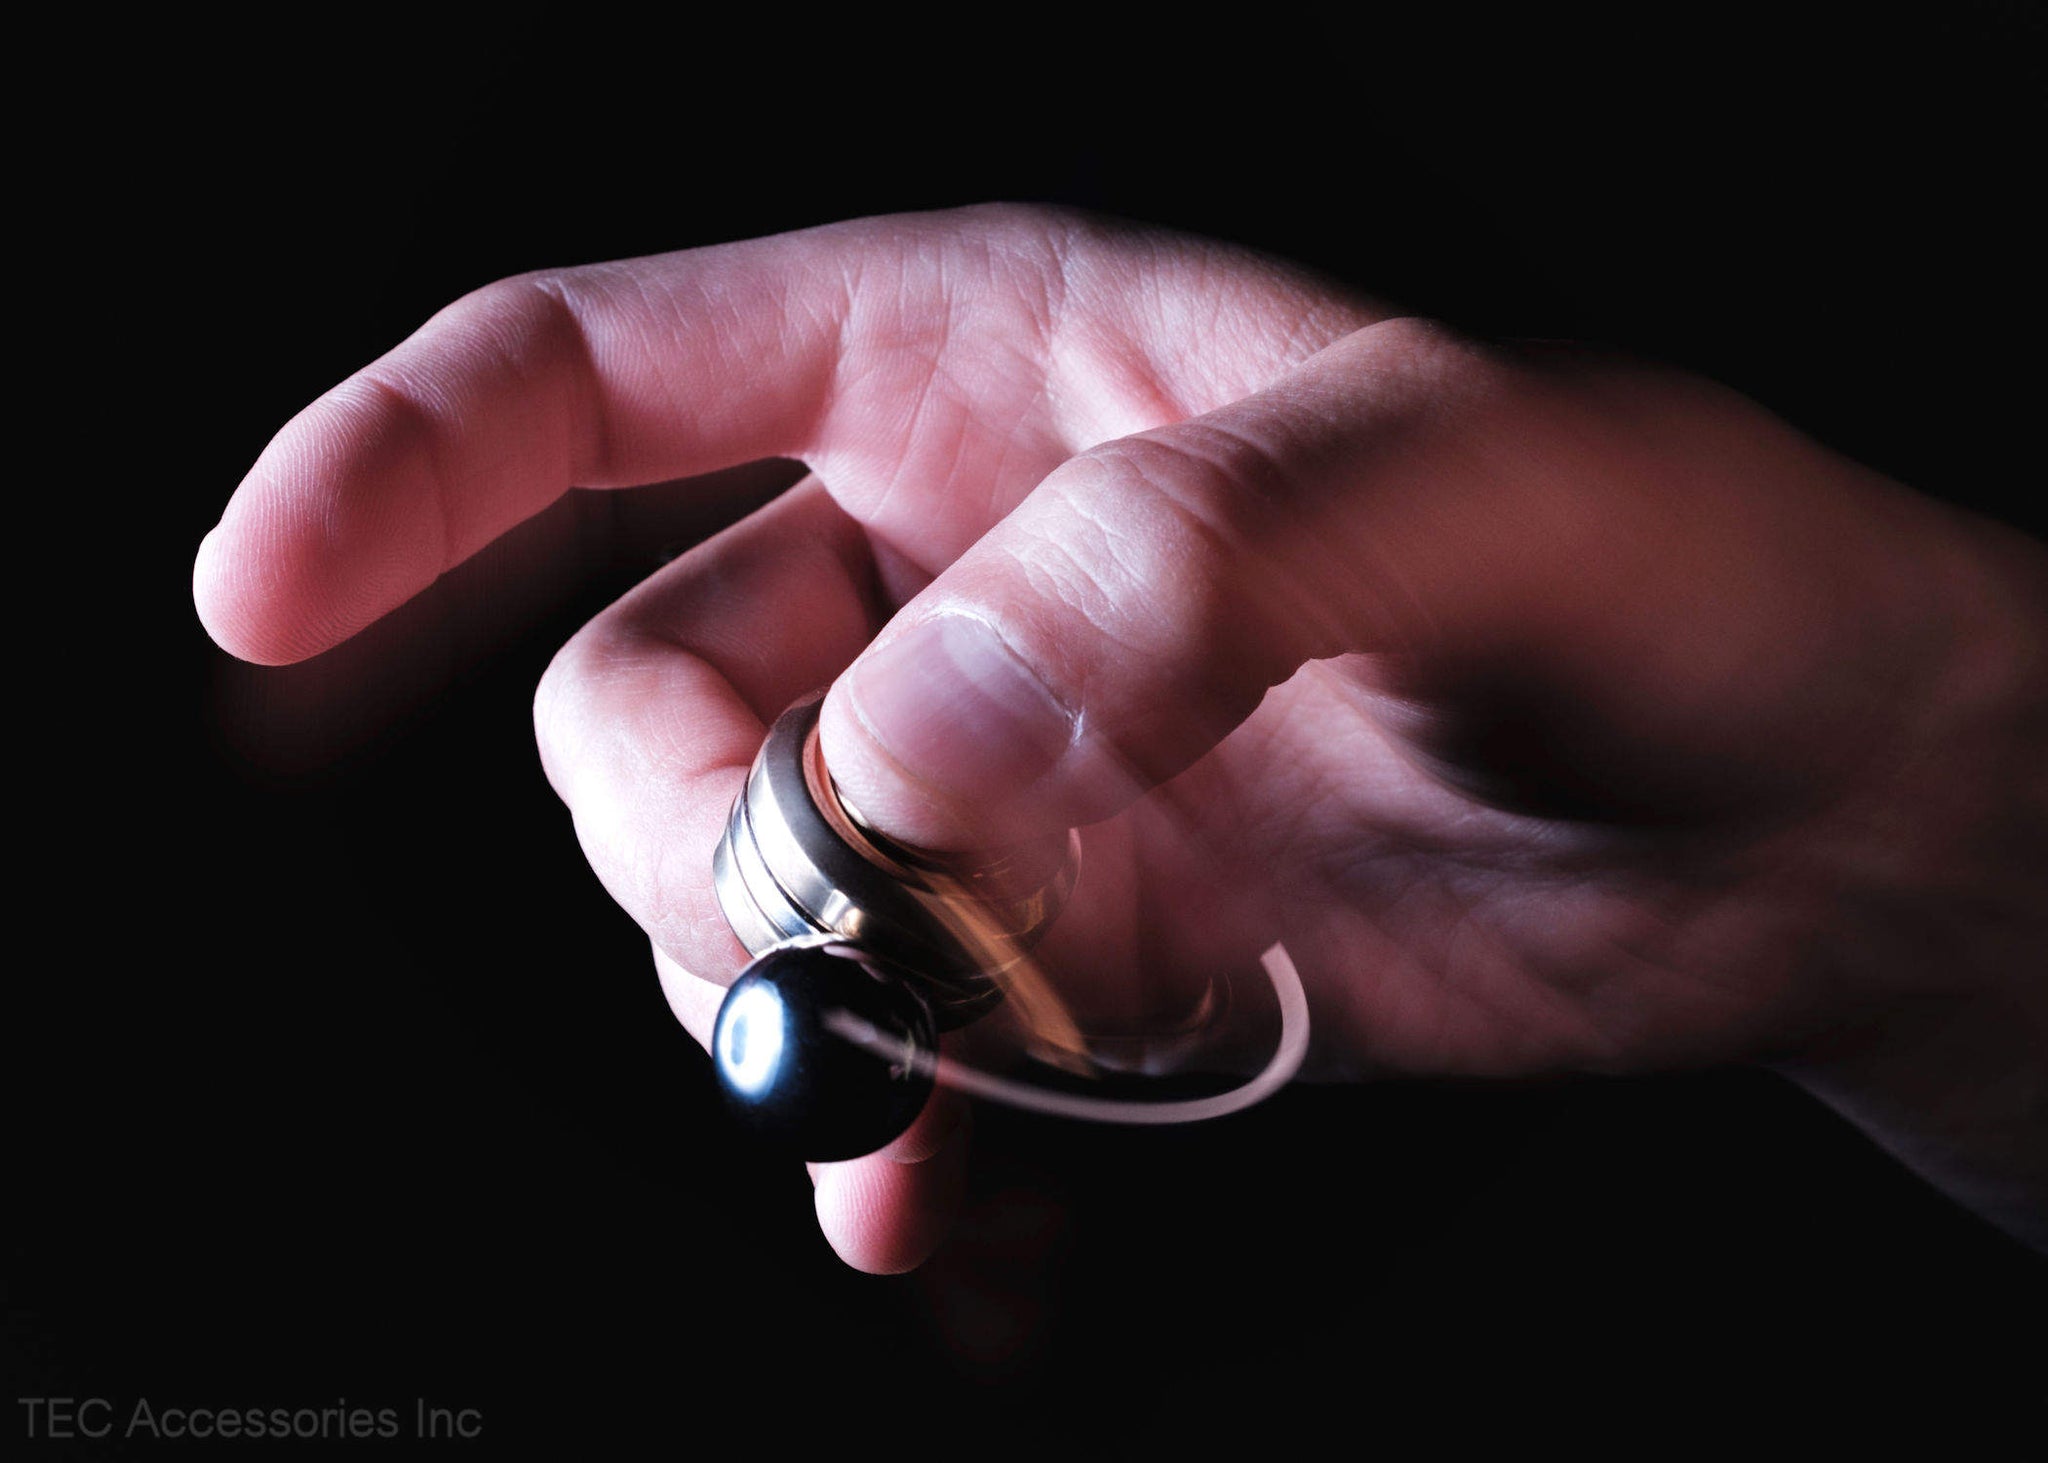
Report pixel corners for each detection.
[846,615,1073,806]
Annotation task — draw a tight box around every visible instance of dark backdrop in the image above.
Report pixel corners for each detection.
[14,3,2046,1453]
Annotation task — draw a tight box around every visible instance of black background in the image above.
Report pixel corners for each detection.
[13,3,2047,1454]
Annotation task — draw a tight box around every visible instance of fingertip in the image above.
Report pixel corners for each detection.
[194,382,456,666]
[192,516,293,665]
[192,467,340,667]
[812,1109,968,1274]
[192,523,228,639]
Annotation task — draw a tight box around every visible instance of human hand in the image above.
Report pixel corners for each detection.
[195,205,2048,1269]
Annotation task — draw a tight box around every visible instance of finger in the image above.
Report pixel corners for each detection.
[192,208,1071,666]
[195,206,1382,666]
[192,209,1032,663]
[207,460,801,770]
[652,943,726,1050]
[809,1093,970,1275]
[819,318,1558,848]
[571,482,967,1274]
[191,224,855,663]
[536,475,883,982]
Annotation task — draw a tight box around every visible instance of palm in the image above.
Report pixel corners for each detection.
[1137,672,1798,1076]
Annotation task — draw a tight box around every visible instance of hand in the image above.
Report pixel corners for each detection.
[196,204,2048,1269]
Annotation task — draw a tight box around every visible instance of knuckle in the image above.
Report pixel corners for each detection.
[1029,435,1261,654]
[326,359,437,439]
[948,199,1096,245]
[1070,422,1285,556]
[1358,313,1482,368]
[463,269,575,327]
[949,199,1067,232]
[469,271,593,367]
[1348,314,1523,407]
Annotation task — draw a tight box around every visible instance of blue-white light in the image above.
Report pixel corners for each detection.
[718,982,787,1096]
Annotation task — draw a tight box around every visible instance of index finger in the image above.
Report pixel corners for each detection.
[192,206,1071,664]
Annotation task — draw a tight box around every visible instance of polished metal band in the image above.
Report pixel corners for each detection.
[712,696,1081,1028]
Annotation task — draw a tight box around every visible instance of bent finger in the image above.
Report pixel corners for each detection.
[536,475,883,981]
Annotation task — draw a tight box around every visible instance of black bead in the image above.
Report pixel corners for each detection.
[711,943,937,1162]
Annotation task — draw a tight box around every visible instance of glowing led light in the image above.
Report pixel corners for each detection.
[717,982,787,1096]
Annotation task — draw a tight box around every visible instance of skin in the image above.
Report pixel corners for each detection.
[195,205,2048,1272]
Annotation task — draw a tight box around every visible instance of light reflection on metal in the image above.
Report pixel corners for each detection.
[715,695,1311,1129]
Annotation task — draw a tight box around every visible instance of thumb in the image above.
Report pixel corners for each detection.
[818,318,1549,850]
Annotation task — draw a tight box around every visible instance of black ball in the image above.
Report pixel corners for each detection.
[711,942,938,1162]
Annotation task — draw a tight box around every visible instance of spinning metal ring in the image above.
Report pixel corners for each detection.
[712,695,1083,1027]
